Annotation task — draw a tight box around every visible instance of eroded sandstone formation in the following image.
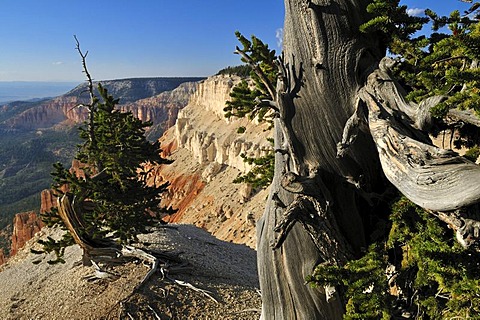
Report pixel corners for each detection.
[175,75,271,171]
[10,211,44,257]
[120,82,196,126]
[3,80,198,136]
[5,74,271,261]
[154,75,272,248]
[40,189,57,214]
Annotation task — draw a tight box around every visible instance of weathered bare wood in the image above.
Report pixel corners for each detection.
[257,1,384,318]
[447,108,480,127]
[57,194,121,265]
[168,277,219,303]
[336,98,367,157]
[273,193,353,265]
[258,122,347,320]
[259,1,480,318]
[360,66,480,212]
[57,193,173,288]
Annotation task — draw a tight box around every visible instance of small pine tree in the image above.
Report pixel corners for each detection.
[224,31,278,125]
[223,32,279,189]
[50,84,175,244]
[38,41,175,262]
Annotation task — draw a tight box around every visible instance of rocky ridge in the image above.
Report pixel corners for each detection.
[0,225,261,319]
[0,73,271,318]
[175,75,271,170]
[64,77,204,104]
[0,78,201,261]
[2,79,199,133]
[2,74,270,264]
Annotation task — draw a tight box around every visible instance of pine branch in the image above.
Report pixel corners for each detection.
[234,46,276,100]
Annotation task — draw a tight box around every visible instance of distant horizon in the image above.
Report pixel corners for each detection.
[0,76,210,104]
[0,75,208,84]
[0,81,79,104]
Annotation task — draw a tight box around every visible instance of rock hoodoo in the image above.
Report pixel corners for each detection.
[10,211,44,257]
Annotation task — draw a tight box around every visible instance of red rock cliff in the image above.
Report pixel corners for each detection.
[10,211,44,257]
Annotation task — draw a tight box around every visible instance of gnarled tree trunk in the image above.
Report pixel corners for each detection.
[258,1,384,318]
[258,1,480,319]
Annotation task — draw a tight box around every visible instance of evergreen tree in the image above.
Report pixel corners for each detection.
[37,40,175,263]
[224,31,278,125]
[50,84,174,244]
[223,32,279,189]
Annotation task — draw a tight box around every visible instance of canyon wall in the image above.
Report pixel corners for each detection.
[175,75,271,172]
[154,75,272,248]
[2,74,272,263]
[2,78,199,133]
[0,78,201,264]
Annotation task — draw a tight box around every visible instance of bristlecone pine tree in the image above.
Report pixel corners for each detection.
[38,41,175,265]
[230,0,480,318]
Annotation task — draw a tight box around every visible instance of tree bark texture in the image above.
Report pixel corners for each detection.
[257,1,386,319]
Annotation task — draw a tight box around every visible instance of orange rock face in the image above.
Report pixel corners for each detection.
[0,249,6,265]
[159,138,178,158]
[146,161,205,223]
[10,211,44,257]
[40,189,57,214]
[162,173,206,223]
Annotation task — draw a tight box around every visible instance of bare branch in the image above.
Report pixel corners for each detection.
[254,97,279,113]
[74,35,102,171]
[360,64,480,212]
[432,55,469,66]
[74,35,95,106]
[447,108,480,127]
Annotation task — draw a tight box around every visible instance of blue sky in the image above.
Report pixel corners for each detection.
[403,0,473,16]
[0,1,473,82]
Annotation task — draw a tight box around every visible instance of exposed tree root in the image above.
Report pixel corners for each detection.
[168,277,219,303]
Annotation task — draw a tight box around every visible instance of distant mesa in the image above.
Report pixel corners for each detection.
[64,77,206,104]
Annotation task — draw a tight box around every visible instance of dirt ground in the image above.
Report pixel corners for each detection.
[0,224,261,320]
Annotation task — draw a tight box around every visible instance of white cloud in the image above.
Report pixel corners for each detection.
[406,8,425,17]
[276,28,283,49]
[52,61,64,65]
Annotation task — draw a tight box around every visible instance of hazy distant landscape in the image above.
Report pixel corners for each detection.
[0,77,200,244]
[0,82,79,104]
